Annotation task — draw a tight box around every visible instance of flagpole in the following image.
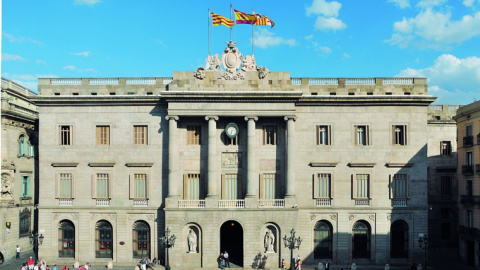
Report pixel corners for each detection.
[208,9,211,56]
[252,8,254,56]
[230,3,233,42]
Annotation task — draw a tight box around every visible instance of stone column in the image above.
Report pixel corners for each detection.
[245,116,258,207]
[284,116,296,202]
[165,115,179,207]
[205,116,219,207]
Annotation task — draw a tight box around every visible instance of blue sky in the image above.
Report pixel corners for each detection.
[2,0,480,105]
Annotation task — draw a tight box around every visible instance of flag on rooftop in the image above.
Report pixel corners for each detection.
[211,12,234,27]
[233,9,256,24]
[253,11,275,28]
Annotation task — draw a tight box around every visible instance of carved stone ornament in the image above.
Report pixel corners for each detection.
[221,41,242,73]
[241,55,257,71]
[206,54,221,71]
[1,173,13,200]
[330,214,337,221]
[368,215,375,221]
[349,215,355,221]
[387,214,392,220]
[310,214,316,221]
[6,119,35,130]
[194,68,206,80]
[257,66,269,79]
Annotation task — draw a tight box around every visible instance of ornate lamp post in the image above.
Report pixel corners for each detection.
[159,227,176,270]
[283,228,302,270]
[29,232,44,263]
[418,233,429,270]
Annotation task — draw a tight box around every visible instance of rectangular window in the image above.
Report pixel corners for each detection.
[393,125,407,145]
[21,176,31,197]
[96,126,110,145]
[466,151,473,166]
[184,173,202,199]
[354,174,370,198]
[467,210,473,228]
[60,125,72,145]
[130,173,148,199]
[440,141,452,155]
[441,222,451,239]
[187,125,201,145]
[466,180,473,196]
[222,174,240,200]
[355,125,369,145]
[316,125,331,145]
[314,173,331,198]
[134,125,147,145]
[263,125,277,145]
[260,173,277,199]
[390,174,408,199]
[440,176,452,197]
[467,125,473,136]
[29,142,34,157]
[58,173,73,198]
[95,173,110,198]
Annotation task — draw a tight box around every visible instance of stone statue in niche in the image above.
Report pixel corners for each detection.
[1,173,13,201]
[187,229,197,253]
[264,229,275,253]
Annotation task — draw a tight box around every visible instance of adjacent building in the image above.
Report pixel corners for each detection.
[456,101,480,268]
[426,105,459,258]
[34,43,435,268]
[1,78,38,261]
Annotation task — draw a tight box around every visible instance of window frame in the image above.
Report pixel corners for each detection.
[96,125,111,145]
[55,171,75,199]
[392,125,408,146]
[263,125,277,146]
[389,174,410,199]
[21,175,31,198]
[133,125,148,145]
[59,125,73,146]
[221,173,242,200]
[259,173,280,199]
[187,125,202,145]
[18,135,27,156]
[92,172,112,199]
[183,173,204,200]
[316,125,332,146]
[352,173,371,199]
[440,141,452,155]
[313,172,333,199]
[129,172,150,199]
[354,125,370,146]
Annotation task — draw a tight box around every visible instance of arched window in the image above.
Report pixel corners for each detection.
[96,220,113,258]
[58,220,75,257]
[314,220,333,259]
[352,220,370,258]
[18,135,26,156]
[391,220,409,258]
[133,221,150,259]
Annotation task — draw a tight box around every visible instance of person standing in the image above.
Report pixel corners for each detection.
[223,251,230,268]
[219,253,225,269]
[28,256,34,270]
[281,258,286,270]
[296,258,302,270]
[325,261,330,270]
[16,245,21,259]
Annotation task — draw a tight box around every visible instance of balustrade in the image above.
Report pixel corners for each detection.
[391,198,407,207]
[96,199,110,206]
[58,198,73,206]
[133,199,148,207]
[382,78,413,85]
[315,198,332,206]
[258,199,285,208]
[218,200,245,208]
[354,199,370,206]
[178,200,205,208]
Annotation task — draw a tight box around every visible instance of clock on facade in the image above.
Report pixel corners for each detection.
[225,122,239,139]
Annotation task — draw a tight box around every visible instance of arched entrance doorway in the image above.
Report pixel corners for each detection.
[220,220,243,267]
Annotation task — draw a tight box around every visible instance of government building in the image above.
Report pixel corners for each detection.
[33,42,435,269]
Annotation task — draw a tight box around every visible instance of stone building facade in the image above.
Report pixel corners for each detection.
[456,101,480,268]
[34,44,435,268]
[426,105,459,258]
[1,78,38,262]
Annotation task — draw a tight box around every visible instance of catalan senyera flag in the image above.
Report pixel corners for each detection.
[254,12,275,28]
[211,12,234,27]
[233,9,257,24]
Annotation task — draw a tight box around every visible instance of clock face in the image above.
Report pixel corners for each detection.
[225,123,239,139]
[227,127,237,136]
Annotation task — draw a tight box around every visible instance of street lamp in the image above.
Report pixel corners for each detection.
[29,232,44,263]
[159,227,176,270]
[418,233,429,270]
[283,228,302,270]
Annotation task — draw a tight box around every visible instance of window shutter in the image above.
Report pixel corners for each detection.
[389,174,393,199]
[263,126,266,145]
[26,176,31,197]
[259,174,264,199]
[316,126,319,145]
[200,174,205,199]
[92,174,96,199]
[183,174,188,199]
[366,126,370,145]
[352,174,356,199]
[146,174,150,199]
[96,126,101,145]
[129,174,135,199]
[392,126,396,145]
[71,174,75,199]
[406,174,410,198]
[69,125,73,145]
[404,126,407,145]
[55,173,59,198]
[327,125,331,145]
[275,173,281,199]
[368,174,372,199]
[108,173,112,199]
[330,174,334,198]
[221,174,226,200]
[313,174,318,199]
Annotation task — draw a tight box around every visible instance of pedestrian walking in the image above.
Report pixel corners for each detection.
[325,260,330,269]
[28,256,34,270]
[16,245,21,259]
[281,258,286,269]
[223,251,230,268]
[296,258,302,270]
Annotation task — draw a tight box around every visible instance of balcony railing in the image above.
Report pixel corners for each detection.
[133,199,148,207]
[464,136,474,147]
[462,165,474,175]
[354,199,370,206]
[258,199,285,208]
[460,195,480,205]
[59,198,73,206]
[459,225,480,238]
[96,199,110,206]
[219,200,245,208]
[391,198,408,207]
[316,198,332,207]
[178,200,205,208]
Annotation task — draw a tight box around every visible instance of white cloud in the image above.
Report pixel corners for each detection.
[312,42,332,54]
[70,51,91,57]
[74,0,100,5]
[463,0,475,7]
[2,53,28,61]
[388,0,411,9]
[314,16,346,31]
[62,65,97,73]
[343,53,350,58]
[387,9,480,49]
[36,59,48,65]
[305,34,315,40]
[417,0,447,8]
[397,54,480,104]
[254,29,296,49]
[2,32,42,45]
[306,0,342,17]
[63,65,77,71]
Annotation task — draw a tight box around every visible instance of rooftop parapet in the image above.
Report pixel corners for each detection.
[37,74,427,96]
[2,77,37,96]
[427,105,461,122]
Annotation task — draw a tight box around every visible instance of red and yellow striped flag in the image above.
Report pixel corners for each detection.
[234,9,257,24]
[211,12,234,28]
[254,13,275,28]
